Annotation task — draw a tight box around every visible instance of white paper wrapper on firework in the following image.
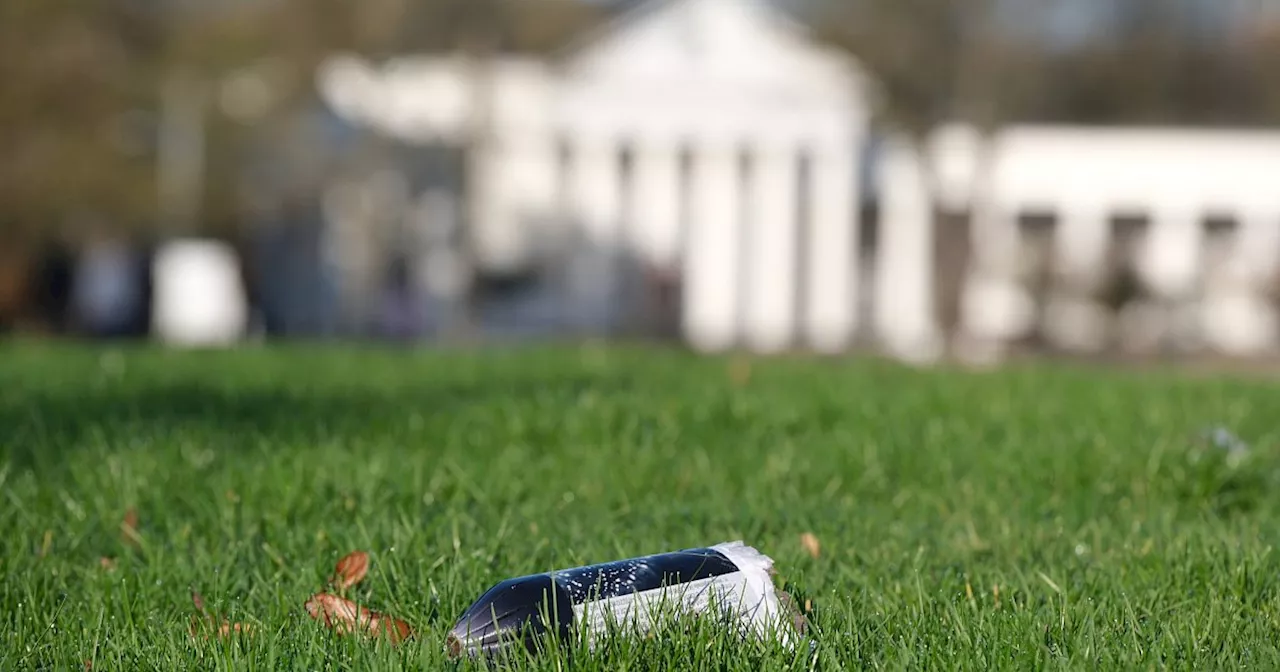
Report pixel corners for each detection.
[446,540,808,659]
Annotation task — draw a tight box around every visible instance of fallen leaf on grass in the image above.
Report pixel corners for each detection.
[99,557,116,571]
[121,509,141,547]
[800,532,821,559]
[330,550,369,592]
[305,593,412,645]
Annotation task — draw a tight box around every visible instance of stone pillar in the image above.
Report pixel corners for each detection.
[742,141,799,353]
[468,136,552,275]
[803,146,858,353]
[1137,207,1202,303]
[1237,209,1280,286]
[957,201,1034,364]
[682,140,741,352]
[1136,207,1204,352]
[566,135,622,332]
[630,138,683,270]
[875,139,940,363]
[1043,204,1111,353]
[568,136,623,246]
[1200,212,1276,355]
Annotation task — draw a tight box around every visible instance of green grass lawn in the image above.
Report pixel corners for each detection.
[4,343,1280,670]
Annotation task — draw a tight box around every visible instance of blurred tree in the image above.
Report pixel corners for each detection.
[0,0,158,245]
[806,0,1044,143]
[0,0,607,332]
[0,0,604,242]
[802,0,1048,345]
[1023,0,1275,126]
[1243,18,1280,124]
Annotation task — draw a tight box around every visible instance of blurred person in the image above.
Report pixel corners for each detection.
[71,239,148,339]
[377,256,425,342]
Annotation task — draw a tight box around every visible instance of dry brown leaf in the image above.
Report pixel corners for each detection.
[305,592,412,645]
[800,532,821,559]
[99,557,116,571]
[121,509,141,547]
[330,550,370,592]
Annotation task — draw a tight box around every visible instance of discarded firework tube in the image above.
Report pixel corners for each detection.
[445,540,805,659]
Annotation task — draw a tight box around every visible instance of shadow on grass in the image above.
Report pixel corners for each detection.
[0,374,634,474]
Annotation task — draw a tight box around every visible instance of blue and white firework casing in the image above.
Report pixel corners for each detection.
[446,541,804,658]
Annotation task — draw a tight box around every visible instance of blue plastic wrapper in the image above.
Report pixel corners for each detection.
[445,541,805,659]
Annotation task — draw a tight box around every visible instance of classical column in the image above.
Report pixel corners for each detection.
[568,136,623,245]
[1136,206,1204,352]
[742,140,799,353]
[803,145,858,353]
[470,135,558,274]
[1200,211,1276,355]
[682,140,742,352]
[956,201,1035,364]
[629,137,683,270]
[1235,208,1280,289]
[1052,204,1109,292]
[565,135,623,332]
[874,139,940,362]
[1137,206,1202,303]
[1043,204,1110,353]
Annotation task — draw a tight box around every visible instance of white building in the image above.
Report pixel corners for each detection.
[316,0,1280,362]
[907,123,1280,359]
[318,0,891,355]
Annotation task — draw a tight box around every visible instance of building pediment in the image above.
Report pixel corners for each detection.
[557,0,868,109]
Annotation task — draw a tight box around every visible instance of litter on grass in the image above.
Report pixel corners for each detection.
[1198,426,1250,457]
[445,540,806,660]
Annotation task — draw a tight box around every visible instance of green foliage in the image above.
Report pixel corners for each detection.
[0,0,607,243]
[3,344,1280,669]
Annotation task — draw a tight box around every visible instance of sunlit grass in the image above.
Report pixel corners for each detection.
[3,343,1280,669]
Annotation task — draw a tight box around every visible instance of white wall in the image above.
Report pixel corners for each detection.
[913,123,1280,357]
